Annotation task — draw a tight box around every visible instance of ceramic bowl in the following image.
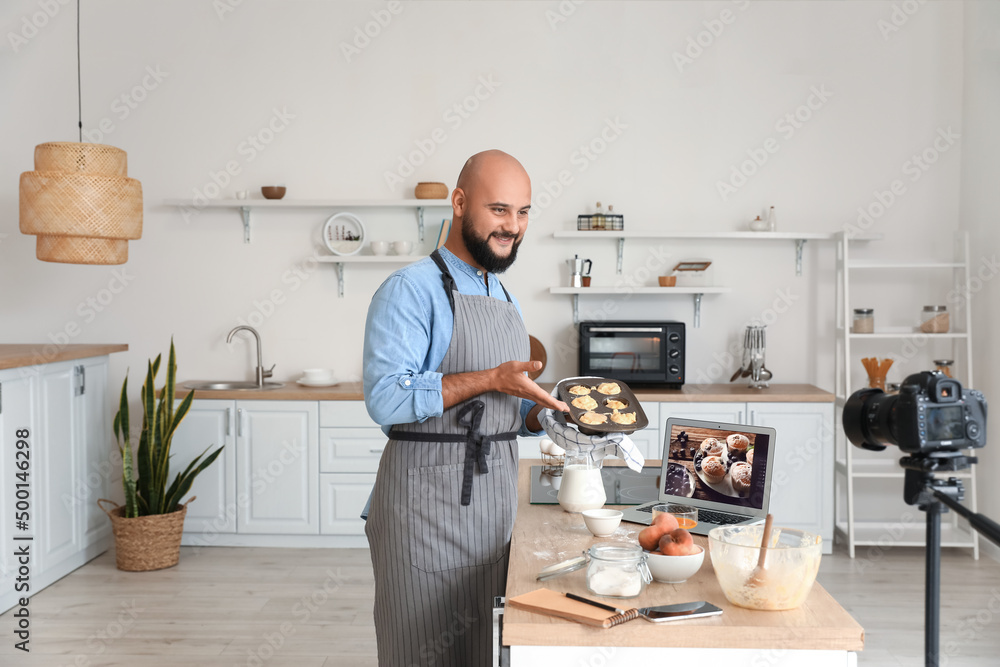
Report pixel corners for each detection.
[261,186,286,200]
[581,509,623,537]
[393,240,413,255]
[658,275,677,287]
[302,368,334,383]
[370,241,389,256]
[645,545,705,583]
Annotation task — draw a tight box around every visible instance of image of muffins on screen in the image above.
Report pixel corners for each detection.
[674,426,759,503]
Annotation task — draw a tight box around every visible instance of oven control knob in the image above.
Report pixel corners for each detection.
[668,365,681,375]
[668,349,680,359]
[668,332,681,343]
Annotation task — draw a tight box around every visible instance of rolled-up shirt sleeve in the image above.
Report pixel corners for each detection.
[363,274,444,426]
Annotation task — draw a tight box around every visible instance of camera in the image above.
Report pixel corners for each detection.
[842,371,987,453]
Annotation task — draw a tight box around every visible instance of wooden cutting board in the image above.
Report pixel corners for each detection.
[528,335,547,380]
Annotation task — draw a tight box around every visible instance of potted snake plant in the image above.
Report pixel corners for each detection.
[98,339,223,571]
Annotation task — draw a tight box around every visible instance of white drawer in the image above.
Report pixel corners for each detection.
[320,473,375,536]
[320,427,387,473]
[319,400,380,428]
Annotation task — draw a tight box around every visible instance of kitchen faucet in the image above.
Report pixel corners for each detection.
[227,325,274,387]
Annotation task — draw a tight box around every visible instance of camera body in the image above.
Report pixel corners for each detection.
[843,371,987,453]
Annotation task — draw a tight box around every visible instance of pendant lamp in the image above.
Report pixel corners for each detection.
[18,2,142,265]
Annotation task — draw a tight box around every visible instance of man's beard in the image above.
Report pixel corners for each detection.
[462,218,521,274]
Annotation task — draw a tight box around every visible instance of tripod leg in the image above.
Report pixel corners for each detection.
[926,501,942,667]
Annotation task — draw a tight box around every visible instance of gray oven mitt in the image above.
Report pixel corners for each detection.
[539,377,645,471]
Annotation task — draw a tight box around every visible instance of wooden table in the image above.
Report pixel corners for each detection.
[502,460,864,665]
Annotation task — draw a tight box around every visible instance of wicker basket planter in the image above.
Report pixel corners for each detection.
[98,497,194,572]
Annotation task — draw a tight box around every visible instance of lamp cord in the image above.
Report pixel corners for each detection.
[77,0,82,142]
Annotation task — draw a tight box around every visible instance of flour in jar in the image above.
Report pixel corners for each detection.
[587,566,642,597]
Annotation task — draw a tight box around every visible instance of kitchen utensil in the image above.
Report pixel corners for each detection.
[555,376,648,436]
[708,523,822,610]
[392,240,413,255]
[581,509,623,537]
[644,545,705,583]
[528,335,547,380]
[369,240,389,256]
[323,212,365,256]
[564,593,722,623]
[746,513,774,588]
[731,328,751,382]
[261,186,286,200]
[414,182,448,199]
[748,326,769,388]
[567,255,592,288]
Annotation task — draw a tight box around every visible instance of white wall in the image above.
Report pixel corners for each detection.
[0,1,970,398]
[960,0,1000,557]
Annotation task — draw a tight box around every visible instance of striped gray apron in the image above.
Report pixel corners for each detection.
[365,250,528,667]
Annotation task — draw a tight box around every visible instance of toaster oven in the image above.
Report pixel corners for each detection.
[578,321,685,387]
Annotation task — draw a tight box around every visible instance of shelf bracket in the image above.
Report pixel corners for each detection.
[416,207,426,243]
[616,237,625,275]
[795,239,806,276]
[336,263,345,298]
[572,294,580,324]
[240,206,252,244]
[693,293,703,328]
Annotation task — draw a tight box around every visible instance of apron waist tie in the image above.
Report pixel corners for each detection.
[389,400,517,506]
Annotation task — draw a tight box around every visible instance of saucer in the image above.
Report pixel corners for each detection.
[297,377,337,387]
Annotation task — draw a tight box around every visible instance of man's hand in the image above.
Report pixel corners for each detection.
[441,360,569,413]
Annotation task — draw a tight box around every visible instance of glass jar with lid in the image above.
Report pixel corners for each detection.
[852,308,874,334]
[920,305,949,333]
[585,543,651,599]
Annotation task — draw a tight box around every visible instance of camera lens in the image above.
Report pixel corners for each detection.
[843,387,899,451]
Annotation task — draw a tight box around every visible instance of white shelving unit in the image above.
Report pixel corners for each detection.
[316,255,422,297]
[163,198,451,244]
[549,286,732,326]
[834,231,978,559]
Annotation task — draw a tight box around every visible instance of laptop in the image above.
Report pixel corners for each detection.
[621,417,777,536]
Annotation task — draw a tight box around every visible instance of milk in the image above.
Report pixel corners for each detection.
[558,464,607,513]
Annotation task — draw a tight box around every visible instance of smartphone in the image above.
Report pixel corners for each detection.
[640,600,723,623]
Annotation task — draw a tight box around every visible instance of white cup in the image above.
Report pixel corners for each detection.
[302,368,333,383]
[370,240,389,256]
[392,240,413,255]
[235,190,249,200]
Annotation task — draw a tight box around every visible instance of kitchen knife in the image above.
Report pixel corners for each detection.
[565,593,723,623]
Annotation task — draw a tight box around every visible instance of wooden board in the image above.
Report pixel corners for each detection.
[528,335,546,380]
[503,459,865,650]
[0,343,128,370]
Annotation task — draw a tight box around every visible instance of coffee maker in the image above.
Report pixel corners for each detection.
[567,255,592,288]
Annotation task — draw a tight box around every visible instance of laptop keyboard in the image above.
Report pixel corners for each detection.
[636,505,750,526]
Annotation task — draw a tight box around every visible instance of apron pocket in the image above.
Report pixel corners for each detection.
[407,459,513,573]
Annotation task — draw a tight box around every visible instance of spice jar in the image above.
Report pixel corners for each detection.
[920,306,949,334]
[585,543,651,599]
[934,359,954,378]
[852,308,875,334]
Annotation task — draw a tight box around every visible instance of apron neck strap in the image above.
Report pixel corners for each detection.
[430,249,513,308]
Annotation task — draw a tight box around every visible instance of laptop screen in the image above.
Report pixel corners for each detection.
[662,420,772,512]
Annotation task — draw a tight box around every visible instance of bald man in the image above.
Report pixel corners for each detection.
[362,150,567,666]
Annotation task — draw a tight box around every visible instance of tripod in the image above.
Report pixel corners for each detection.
[899,451,1000,667]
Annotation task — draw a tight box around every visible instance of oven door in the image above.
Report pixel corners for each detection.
[579,325,668,383]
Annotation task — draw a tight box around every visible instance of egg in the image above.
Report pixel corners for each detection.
[539,439,554,455]
[548,441,565,456]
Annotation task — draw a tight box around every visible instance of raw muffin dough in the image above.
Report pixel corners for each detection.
[568,385,592,396]
[579,411,608,425]
[596,382,622,395]
[571,395,599,411]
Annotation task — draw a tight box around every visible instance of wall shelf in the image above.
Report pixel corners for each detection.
[553,230,881,276]
[549,286,731,327]
[316,255,422,297]
[164,198,451,244]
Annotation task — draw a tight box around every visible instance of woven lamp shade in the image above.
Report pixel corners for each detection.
[20,142,143,265]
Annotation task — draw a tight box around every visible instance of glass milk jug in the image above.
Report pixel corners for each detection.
[557,449,607,513]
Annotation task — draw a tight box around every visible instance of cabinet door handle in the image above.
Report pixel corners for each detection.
[237,408,243,437]
[369,448,385,455]
[225,408,231,436]
[750,410,756,425]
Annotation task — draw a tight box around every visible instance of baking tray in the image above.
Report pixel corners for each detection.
[555,376,649,435]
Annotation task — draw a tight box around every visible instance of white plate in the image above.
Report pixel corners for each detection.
[297,377,337,387]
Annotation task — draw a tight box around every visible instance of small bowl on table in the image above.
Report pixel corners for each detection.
[581,509,623,537]
[645,546,705,583]
[261,186,286,200]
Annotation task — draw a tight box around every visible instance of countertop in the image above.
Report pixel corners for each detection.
[0,344,129,370]
[172,381,834,403]
[503,459,864,650]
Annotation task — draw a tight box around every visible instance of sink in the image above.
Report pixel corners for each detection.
[183,381,284,391]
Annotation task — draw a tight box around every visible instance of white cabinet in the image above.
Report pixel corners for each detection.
[749,402,834,549]
[237,401,319,535]
[659,401,745,425]
[170,400,237,534]
[0,355,114,616]
[318,402,381,536]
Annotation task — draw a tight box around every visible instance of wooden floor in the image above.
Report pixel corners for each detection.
[3,543,1000,666]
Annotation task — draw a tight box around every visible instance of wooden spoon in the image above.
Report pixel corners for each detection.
[747,513,774,588]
